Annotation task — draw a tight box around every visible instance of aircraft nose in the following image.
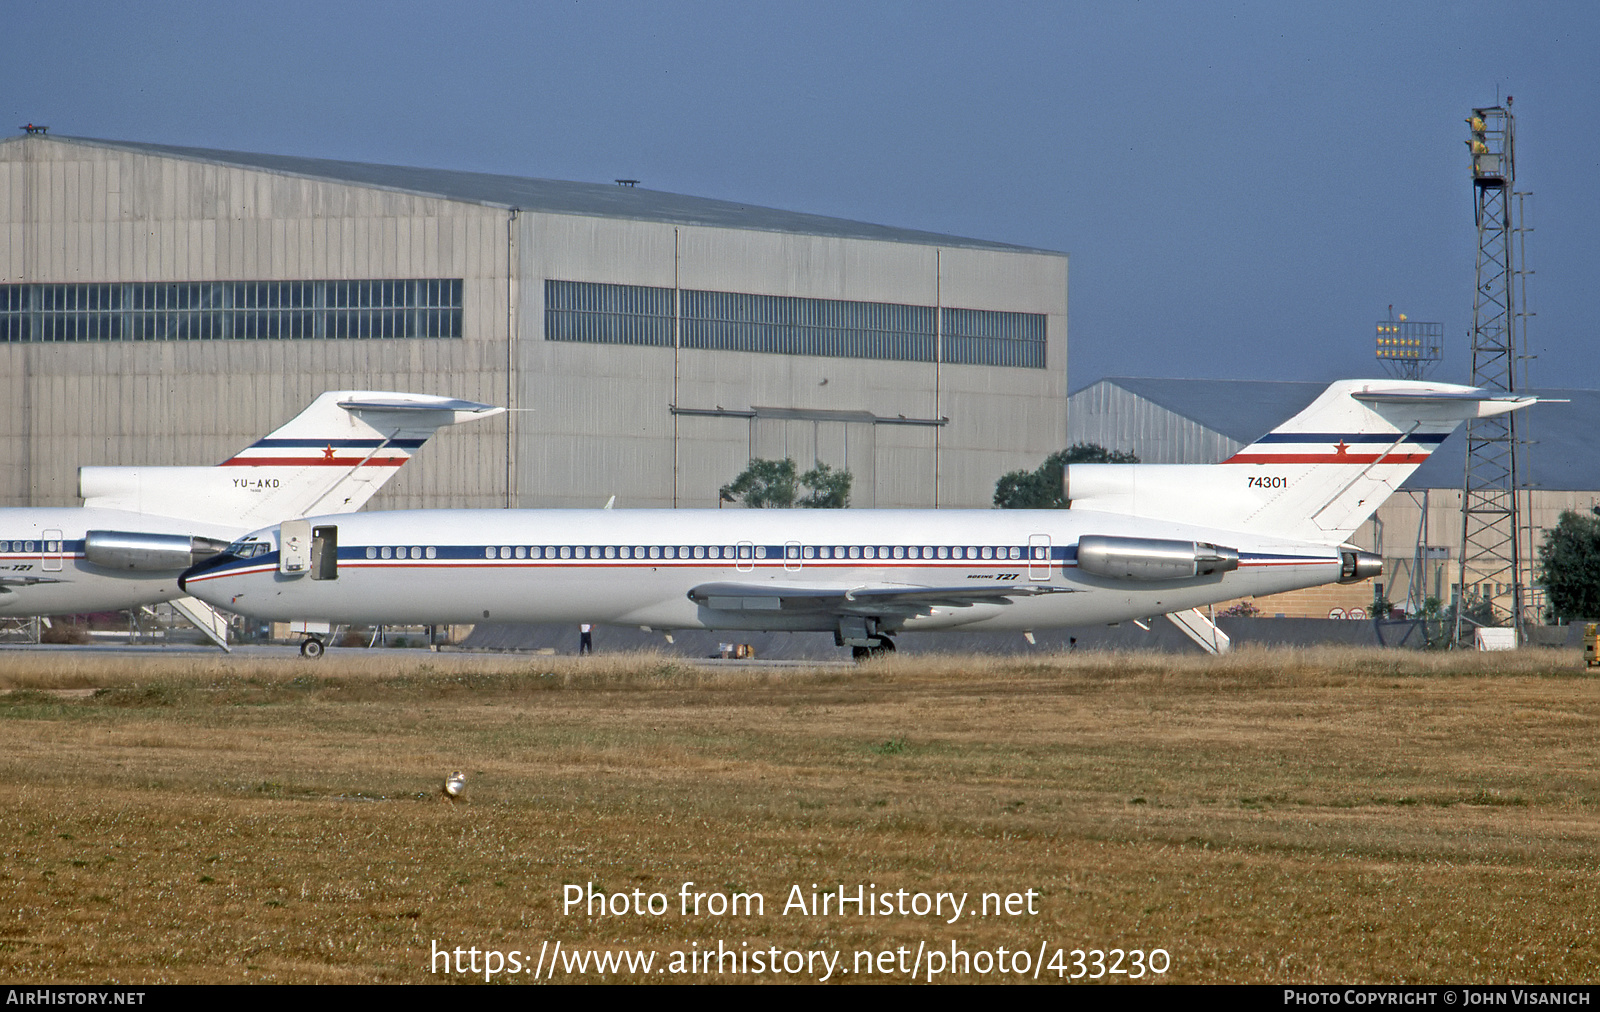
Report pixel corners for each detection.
[179,551,237,593]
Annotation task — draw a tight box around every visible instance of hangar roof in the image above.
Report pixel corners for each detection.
[25,135,1059,255]
[1075,377,1596,492]
[1087,376,1326,447]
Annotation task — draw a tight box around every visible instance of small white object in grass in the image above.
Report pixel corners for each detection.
[444,771,466,797]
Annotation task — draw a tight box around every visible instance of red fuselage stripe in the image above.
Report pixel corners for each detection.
[219,457,408,467]
[186,557,1329,583]
[1222,452,1431,464]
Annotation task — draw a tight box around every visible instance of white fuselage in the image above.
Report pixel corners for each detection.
[182,508,1348,632]
[0,508,245,615]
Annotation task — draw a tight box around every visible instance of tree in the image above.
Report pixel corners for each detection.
[720,458,851,508]
[797,461,851,509]
[1415,593,1502,649]
[719,458,797,507]
[993,443,1138,509]
[1371,587,1395,620]
[1538,510,1600,621]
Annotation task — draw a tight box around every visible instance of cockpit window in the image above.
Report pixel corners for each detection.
[227,536,273,559]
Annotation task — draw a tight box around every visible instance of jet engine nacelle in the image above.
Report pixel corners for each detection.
[1337,549,1383,584]
[1076,535,1240,581]
[83,530,231,572]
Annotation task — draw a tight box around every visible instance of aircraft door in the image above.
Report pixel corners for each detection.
[43,529,64,572]
[311,525,339,580]
[279,520,311,574]
[1028,534,1051,581]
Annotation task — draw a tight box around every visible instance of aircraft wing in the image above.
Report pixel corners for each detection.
[687,581,1073,620]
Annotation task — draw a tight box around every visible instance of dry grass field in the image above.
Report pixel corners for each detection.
[1,645,1598,984]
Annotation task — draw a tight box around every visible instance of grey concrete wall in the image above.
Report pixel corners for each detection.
[460,616,1453,658]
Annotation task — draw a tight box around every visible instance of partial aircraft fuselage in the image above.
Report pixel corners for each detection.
[0,508,239,615]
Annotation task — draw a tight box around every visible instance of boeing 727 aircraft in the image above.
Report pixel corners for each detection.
[181,380,1535,657]
[0,392,502,648]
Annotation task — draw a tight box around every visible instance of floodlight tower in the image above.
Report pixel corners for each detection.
[1374,306,1443,380]
[1456,100,1532,643]
[1374,306,1444,617]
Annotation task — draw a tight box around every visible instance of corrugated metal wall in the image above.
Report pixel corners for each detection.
[519,216,1068,508]
[0,136,510,509]
[1067,380,1241,464]
[1,134,1070,515]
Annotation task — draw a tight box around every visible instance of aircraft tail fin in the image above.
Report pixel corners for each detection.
[1065,380,1537,544]
[80,392,504,527]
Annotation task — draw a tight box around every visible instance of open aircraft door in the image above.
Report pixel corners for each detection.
[277,521,337,579]
[1028,534,1051,581]
[310,525,338,580]
[279,520,311,574]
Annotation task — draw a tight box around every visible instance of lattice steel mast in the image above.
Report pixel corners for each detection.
[1456,100,1530,643]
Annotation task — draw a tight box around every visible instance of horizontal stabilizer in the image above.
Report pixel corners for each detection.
[335,396,503,415]
[1350,389,1537,411]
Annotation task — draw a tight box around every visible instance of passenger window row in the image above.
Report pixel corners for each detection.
[364,546,438,560]
[462,544,1049,561]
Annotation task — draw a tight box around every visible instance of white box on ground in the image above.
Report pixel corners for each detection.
[1475,628,1517,651]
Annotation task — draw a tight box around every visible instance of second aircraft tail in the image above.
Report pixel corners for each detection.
[1063,380,1536,544]
[78,392,504,527]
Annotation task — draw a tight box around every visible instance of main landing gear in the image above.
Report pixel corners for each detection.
[299,636,326,659]
[851,635,896,662]
[838,618,895,662]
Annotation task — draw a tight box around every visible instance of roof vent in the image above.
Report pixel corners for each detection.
[614,179,639,187]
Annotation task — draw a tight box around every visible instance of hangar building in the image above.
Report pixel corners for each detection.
[1,133,1068,512]
[1069,377,1597,621]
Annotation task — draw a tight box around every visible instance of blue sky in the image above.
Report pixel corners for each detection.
[6,0,1597,388]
